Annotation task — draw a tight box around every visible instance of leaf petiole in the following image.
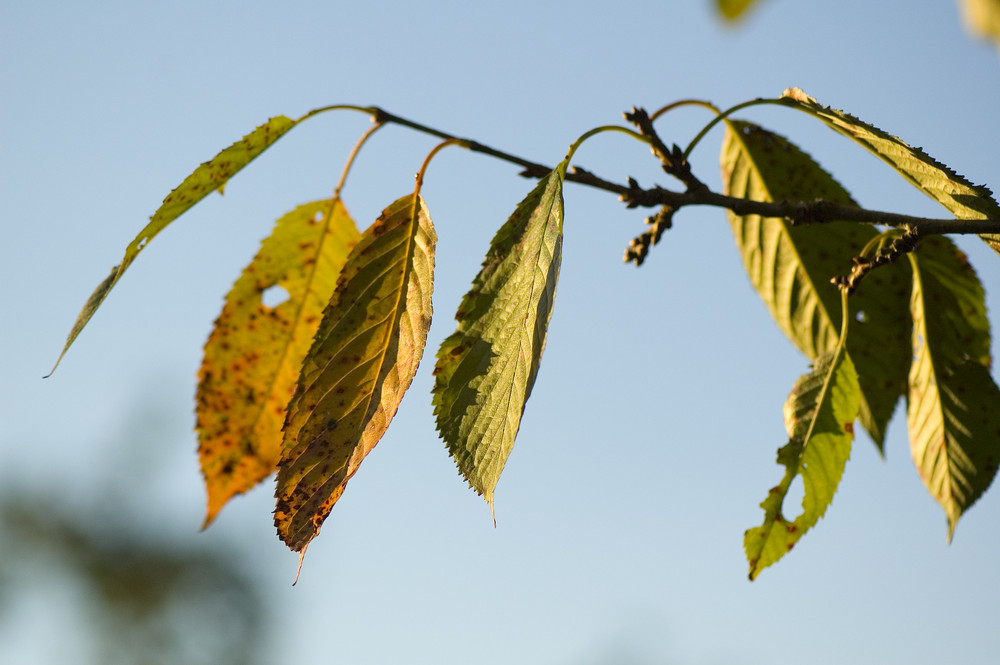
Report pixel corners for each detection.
[564,125,650,167]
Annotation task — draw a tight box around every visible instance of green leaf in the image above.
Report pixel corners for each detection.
[48,115,298,375]
[432,160,567,511]
[196,198,359,527]
[906,235,1000,539]
[716,0,763,21]
[778,88,1000,256]
[721,121,910,447]
[274,194,436,554]
[745,350,861,580]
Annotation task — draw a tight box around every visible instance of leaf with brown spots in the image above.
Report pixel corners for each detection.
[906,235,999,540]
[274,194,436,553]
[431,160,567,513]
[721,120,910,448]
[778,88,1000,256]
[197,198,359,527]
[745,347,860,580]
[48,116,298,375]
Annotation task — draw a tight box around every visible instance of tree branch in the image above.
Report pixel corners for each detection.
[366,106,1000,237]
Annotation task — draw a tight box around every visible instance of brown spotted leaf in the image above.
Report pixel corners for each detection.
[745,349,860,580]
[48,116,298,375]
[274,194,436,553]
[197,198,359,527]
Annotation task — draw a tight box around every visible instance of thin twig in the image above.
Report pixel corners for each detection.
[360,106,1000,237]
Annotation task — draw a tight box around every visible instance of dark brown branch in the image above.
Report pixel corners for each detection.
[366,106,1000,237]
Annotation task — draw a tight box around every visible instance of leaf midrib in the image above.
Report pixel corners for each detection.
[732,129,836,350]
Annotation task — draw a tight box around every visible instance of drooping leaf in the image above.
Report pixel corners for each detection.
[48,116,298,375]
[716,0,764,21]
[432,160,568,511]
[745,350,861,580]
[778,88,1000,256]
[721,121,910,448]
[196,199,359,527]
[274,194,436,553]
[906,235,1000,539]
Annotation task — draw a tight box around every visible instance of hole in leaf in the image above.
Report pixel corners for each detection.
[855,310,867,324]
[261,285,289,308]
[786,474,805,517]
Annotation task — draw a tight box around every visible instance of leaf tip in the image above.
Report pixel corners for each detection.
[200,507,219,532]
[780,87,815,104]
[293,545,308,586]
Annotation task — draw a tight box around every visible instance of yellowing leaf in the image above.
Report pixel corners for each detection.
[721,121,910,448]
[49,116,298,375]
[196,199,359,527]
[745,350,861,580]
[960,0,1000,50]
[906,235,1000,539]
[717,0,764,21]
[432,161,567,511]
[274,194,436,553]
[778,88,1000,256]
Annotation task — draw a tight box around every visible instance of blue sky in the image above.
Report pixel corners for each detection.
[3,1,1000,664]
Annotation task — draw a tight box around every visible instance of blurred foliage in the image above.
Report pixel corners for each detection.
[715,0,764,21]
[0,397,268,665]
[961,0,1000,49]
[0,496,265,665]
[716,0,1000,53]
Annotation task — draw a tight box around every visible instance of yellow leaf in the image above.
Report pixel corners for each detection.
[274,194,436,553]
[197,199,359,527]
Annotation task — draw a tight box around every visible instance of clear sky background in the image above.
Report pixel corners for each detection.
[3,1,999,664]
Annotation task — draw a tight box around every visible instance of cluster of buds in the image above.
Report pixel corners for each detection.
[833,226,921,294]
[624,205,674,266]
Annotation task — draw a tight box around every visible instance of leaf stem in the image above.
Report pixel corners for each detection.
[414,138,468,193]
[649,99,721,122]
[296,104,378,124]
[334,122,385,198]
[682,97,784,159]
[565,125,649,164]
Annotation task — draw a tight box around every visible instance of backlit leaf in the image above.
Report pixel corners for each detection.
[432,160,568,510]
[906,235,999,539]
[778,88,1000,256]
[49,116,298,374]
[196,199,359,527]
[721,121,910,447]
[745,350,861,580]
[274,194,436,553]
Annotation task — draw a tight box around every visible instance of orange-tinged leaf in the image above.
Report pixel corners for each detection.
[196,199,359,527]
[48,116,297,375]
[274,194,436,553]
